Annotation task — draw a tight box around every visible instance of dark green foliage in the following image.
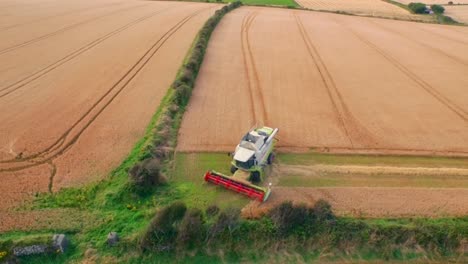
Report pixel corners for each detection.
[268,199,336,236]
[208,208,241,239]
[140,202,187,252]
[431,4,445,14]
[269,201,310,236]
[408,2,427,14]
[312,199,336,223]
[176,208,205,249]
[174,84,192,106]
[138,201,467,259]
[128,159,166,195]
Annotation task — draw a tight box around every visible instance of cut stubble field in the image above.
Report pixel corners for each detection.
[0,0,220,230]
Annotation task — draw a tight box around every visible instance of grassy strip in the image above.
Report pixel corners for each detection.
[383,0,412,11]
[278,152,468,168]
[0,2,242,263]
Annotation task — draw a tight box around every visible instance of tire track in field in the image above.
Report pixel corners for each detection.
[335,19,468,122]
[368,19,468,67]
[0,1,127,32]
[0,5,178,99]
[240,11,269,127]
[413,25,468,46]
[0,6,214,174]
[293,12,379,148]
[0,3,149,55]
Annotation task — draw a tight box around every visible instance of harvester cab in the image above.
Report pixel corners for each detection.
[204,126,279,202]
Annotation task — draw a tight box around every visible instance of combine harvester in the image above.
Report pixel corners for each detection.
[204,126,279,202]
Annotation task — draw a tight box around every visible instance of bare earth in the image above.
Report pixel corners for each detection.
[178,7,468,157]
[295,0,432,21]
[0,0,219,230]
[445,5,468,24]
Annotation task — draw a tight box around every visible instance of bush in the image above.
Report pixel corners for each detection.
[408,2,428,14]
[268,201,310,236]
[140,202,187,252]
[312,199,336,223]
[128,158,167,195]
[176,208,205,249]
[174,84,192,106]
[206,205,220,217]
[431,4,445,14]
[208,208,240,239]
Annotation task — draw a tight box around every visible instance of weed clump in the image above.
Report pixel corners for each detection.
[176,208,205,249]
[140,202,187,252]
[128,158,167,195]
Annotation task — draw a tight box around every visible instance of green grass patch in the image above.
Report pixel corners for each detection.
[278,171,468,188]
[172,153,248,208]
[278,152,468,168]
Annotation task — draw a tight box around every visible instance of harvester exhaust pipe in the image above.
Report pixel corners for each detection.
[265,128,279,146]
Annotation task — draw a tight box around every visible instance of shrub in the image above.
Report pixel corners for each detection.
[179,69,194,85]
[448,1,453,4]
[140,202,187,252]
[206,205,220,217]
[312,199,336,223]
[268,201,310,236]
[208,207,240,239]
[128,158,167,195]
[408,2,428,14]
[431,4,445,14]
[176,208,205,249]
[174,84,192,106]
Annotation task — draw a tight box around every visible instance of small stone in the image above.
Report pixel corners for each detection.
[13,245,48,256]
[52,234,69,253]
[107,232,119,246]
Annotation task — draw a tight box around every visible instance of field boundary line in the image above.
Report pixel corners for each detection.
[334,18,468,121]
[0,5,179,99]
[0,6,215,174]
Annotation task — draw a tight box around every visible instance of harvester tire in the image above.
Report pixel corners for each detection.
[230,165,238,174]
[250,171,261,183]
[267,153,275,165]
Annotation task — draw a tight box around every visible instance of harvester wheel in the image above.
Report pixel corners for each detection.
[267,153,275,165]
[230,165,238,174]
[250,171,261,183]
